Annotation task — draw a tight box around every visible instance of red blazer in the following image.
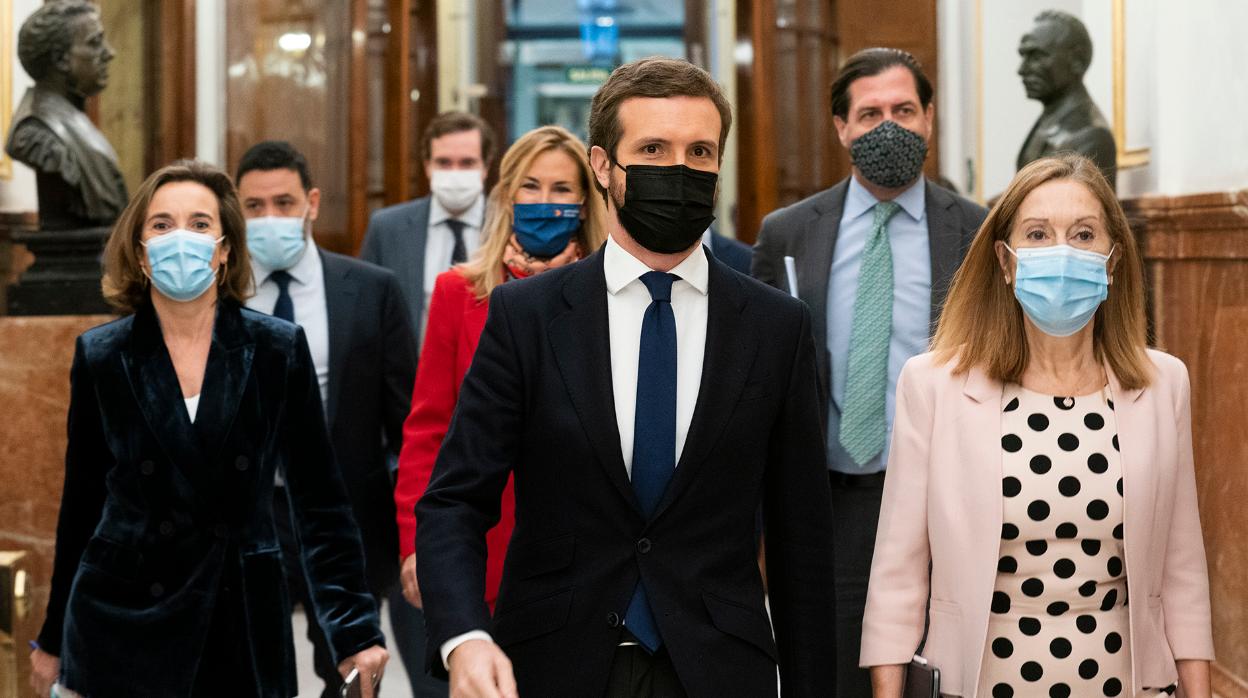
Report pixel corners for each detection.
[395,268,515,607]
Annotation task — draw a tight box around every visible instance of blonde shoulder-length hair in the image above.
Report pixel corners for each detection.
[460,125,608,300]
[931,153,1151,389]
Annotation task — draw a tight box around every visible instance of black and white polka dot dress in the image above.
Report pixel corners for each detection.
[977,385,1171,698]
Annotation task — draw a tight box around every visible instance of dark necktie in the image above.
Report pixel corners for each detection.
[446,219,468,264]
[623,271,679,653]
[270,270,294,322]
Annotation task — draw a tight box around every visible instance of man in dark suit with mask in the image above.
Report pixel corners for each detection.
[753,48,987,697]
[417,57,836,698]
[236,141,417,697]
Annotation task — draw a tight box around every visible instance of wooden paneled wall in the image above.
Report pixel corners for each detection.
[1124,191,1248,698]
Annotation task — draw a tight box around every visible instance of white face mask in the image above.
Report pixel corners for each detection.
[429,169,484,214]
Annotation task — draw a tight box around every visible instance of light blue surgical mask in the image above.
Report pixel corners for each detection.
[143,229,223,302]
[1007,243,1115,337]
[246,212,308,270]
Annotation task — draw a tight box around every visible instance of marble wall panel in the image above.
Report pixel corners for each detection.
[0,314,110,684]
[1128,190,1248,697]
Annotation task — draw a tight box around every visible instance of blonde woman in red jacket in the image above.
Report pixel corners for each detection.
[395,125,608,612]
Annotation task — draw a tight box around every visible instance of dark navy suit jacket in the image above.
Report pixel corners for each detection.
[319,250,416,595]
[416,248,837,697]
[39,300,381,697]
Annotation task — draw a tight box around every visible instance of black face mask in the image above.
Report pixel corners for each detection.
[848,120,929,189]
[612,163,717,254]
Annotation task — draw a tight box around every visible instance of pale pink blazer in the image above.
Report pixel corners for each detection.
[860,349,1214,698]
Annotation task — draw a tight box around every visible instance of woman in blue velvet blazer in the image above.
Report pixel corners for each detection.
[28,161,387,698]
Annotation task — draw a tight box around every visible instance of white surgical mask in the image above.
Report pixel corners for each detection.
[429,169,484,213]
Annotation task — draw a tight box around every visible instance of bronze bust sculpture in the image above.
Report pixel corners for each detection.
[1017,10,1117,188]
[4,0,127,231]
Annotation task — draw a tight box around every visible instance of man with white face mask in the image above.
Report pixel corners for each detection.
[237,140,418,698]
[361,111,495,346]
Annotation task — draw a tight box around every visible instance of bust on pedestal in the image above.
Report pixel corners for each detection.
[1016,10,1118,190]
[3,0,125,314]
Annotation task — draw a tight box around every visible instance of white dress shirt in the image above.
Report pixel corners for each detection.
[184,394,200,423]
[439,235,711,667]
[246,242,331,406]
[421,195,485,344]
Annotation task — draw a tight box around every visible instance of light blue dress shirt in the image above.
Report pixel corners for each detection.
[826,176,932,474]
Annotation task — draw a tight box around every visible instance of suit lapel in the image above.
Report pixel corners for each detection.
[801,180,848,355]
[547,250,638,513]
[321,250,359,427]
[925,181,964,332]
[651,255,756,522]
[122,303,206,481]
[405,198,431,337]
[193,302,256,470]
[1106,366,1150,587]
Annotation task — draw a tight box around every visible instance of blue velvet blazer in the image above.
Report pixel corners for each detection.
[37,300,383,697]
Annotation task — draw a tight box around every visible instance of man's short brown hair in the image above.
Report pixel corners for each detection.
[420,111,496,165]
[102,160,252,314]
[587,57,732,194]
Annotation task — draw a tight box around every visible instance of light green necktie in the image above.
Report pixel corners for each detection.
[839,200,901,466]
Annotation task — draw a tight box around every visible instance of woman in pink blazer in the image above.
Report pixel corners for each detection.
[861,155,1213,698]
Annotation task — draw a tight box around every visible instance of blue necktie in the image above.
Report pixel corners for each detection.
[446,219,468,264]
[623,271,679,652]
[270,270,294,322]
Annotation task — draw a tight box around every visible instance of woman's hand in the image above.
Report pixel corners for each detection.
[869,664,905,698]
[400,553,423,608]
[30,648,59,698]
[338,645,389,698]
[1176,659,1211,698]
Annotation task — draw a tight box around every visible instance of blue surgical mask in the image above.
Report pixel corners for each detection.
[1007,243,1115,337]
[247,213,308,270]
[143,229,224,302]
[512,203,581,257]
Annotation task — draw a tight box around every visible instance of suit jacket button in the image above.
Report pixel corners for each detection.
[149,583,164,597]
[606,612,620,627]
[234,456,250,472]
[636,538,652,554]
[159,521,174,536]
[140,460,155,475]
[214,524,229,539]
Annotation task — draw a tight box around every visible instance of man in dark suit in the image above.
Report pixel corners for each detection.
[753,48,987,697]
[360,111,496,344]
[703,228,752,274]
[417,57,835,698]
[236,141,417,697]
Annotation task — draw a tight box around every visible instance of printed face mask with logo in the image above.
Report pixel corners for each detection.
[849,120,929,190]
[143,229,224,302]
[614,163,717,254]
[430,169,484,213]
[512,202,582,257]
[1007,243,1115,337]
[246,208,309,270]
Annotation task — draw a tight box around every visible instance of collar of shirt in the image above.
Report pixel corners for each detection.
[843,174,927,224]
[603,234,710,297]
[250,237,323,288]
[428,192,486,229]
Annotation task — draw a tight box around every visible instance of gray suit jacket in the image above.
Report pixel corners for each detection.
[359,196,433,341]
[751,178,987,425]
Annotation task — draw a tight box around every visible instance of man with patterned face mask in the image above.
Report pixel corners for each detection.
[236,140,418,698]
[753,47,987,697]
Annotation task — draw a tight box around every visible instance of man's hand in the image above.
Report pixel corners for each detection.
[400,553,422,608]
[337,645,389,698]
[29,648,59,698]
[448,639,518,698]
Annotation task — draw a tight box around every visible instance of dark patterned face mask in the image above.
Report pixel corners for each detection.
[848,120,929,189]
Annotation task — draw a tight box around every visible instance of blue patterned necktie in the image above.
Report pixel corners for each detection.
[269,270,294,322]
[623,270,679,652]
[839,201,901,466]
